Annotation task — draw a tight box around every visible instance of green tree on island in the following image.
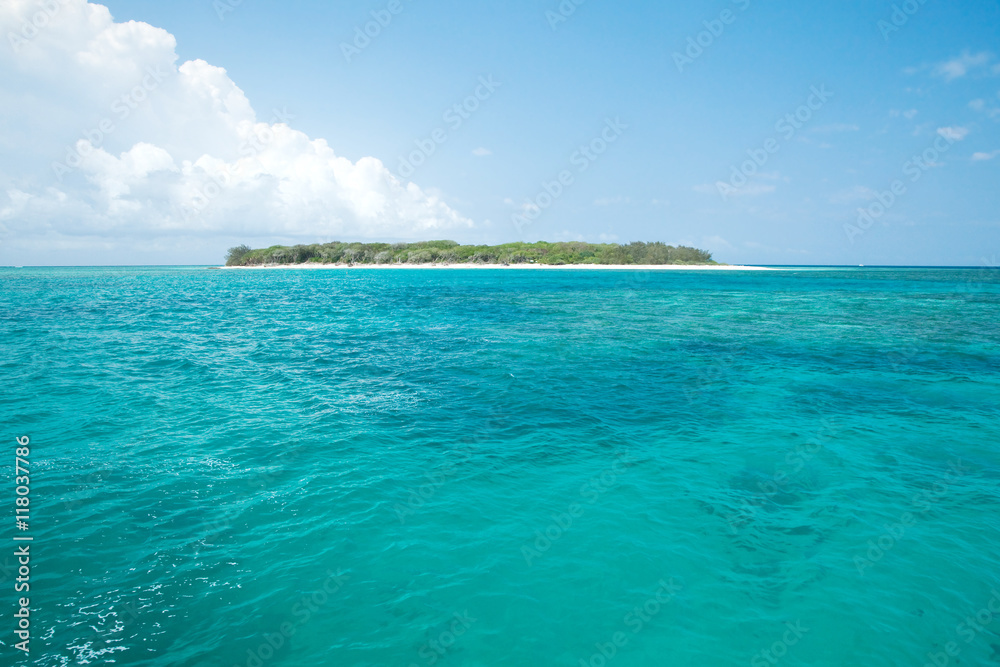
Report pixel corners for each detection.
[225,241,715,267]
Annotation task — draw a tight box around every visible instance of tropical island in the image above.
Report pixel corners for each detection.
[224,241,719,267]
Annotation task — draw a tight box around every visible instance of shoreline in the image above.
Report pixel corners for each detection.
[219,263,776,271]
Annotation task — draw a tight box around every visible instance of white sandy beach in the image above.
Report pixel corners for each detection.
[221,263,775,271]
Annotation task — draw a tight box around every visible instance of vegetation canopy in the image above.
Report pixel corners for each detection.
[225,241,715,267]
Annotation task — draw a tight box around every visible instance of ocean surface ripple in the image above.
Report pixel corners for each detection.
[2,266,999,666]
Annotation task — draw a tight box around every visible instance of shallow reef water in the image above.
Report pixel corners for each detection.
[2,266,999,666]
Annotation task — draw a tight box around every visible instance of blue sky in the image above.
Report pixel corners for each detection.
[1,0,998,265]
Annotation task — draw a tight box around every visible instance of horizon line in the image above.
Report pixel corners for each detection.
[2,264,998,270]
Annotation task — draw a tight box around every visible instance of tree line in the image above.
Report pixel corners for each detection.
[225,241,715,267]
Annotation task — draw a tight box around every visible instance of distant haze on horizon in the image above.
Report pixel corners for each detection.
[1,0,998,267]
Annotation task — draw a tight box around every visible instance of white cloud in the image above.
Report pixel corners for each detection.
[593,196,631,206]
[472,147,492,156]
[812,123,860,133]
[694,183,776,197]
[969,97,1000,118]
[703,235,732,250]
[552,230,587,242]
[932,51,993,81]
[972,150,1000,161]
[732,184,777,196]
[937,126,970,142]
[695,169,784,198]
[0,0,472,259]
[830,186,877,205]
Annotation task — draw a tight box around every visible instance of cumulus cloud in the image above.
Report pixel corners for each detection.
[0,0,471,260]
[972,150,1000,161]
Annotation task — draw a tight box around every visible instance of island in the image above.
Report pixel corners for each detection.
[224,241,722,267]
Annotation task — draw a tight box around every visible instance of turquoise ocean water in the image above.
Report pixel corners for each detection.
[2,266,999,667]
